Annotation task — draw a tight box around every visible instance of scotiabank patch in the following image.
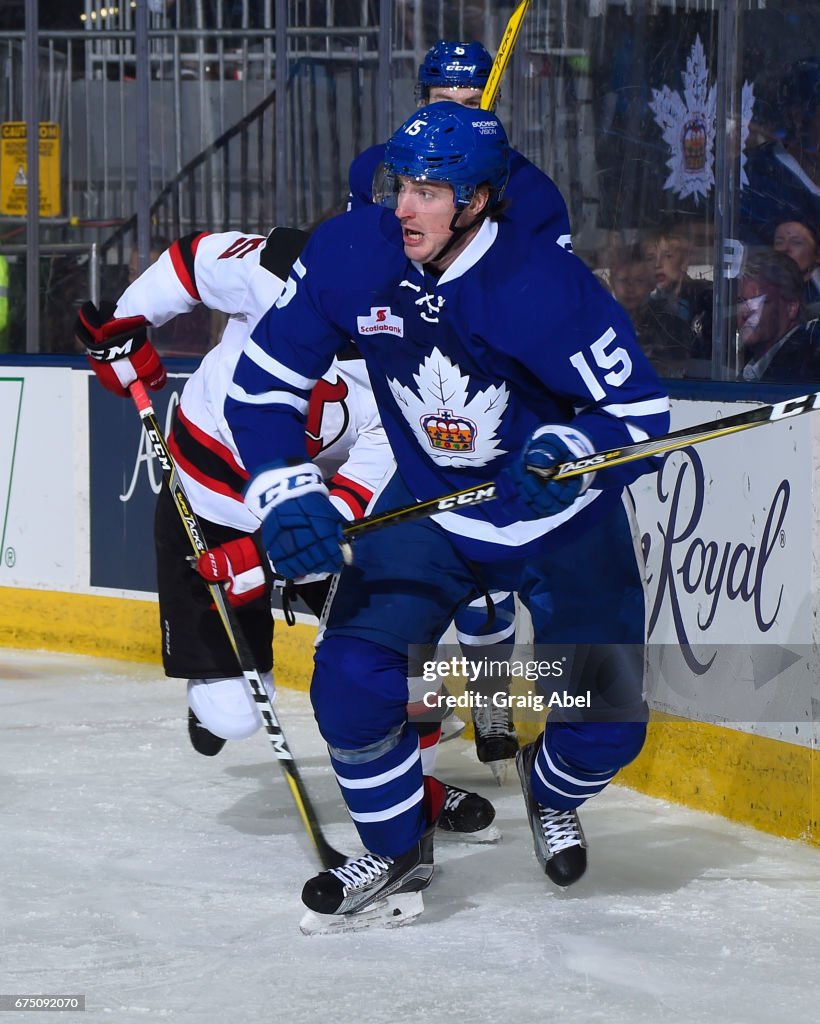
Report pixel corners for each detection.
[356,306,404,337]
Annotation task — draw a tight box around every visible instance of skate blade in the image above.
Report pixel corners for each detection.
[488,759,511,786]
[436,822,502,845]
[299,892,424,935]
[439,717,466,743]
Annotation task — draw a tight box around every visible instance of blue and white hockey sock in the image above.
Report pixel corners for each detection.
[532,720,646,810]
[329,728,426,858]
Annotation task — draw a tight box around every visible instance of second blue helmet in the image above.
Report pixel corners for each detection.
[416,40,493,102]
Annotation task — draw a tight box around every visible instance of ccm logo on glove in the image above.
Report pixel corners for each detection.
[258,470,325,511]
[245,462,347,579]
[76,299,167,397]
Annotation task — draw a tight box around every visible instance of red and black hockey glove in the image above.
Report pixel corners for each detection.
[194,535,269,608]
[76,299,166,397]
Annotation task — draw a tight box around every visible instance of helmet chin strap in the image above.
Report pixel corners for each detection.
[424,206,489,272]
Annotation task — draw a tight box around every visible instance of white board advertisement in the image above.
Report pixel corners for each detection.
[630,399,818,741]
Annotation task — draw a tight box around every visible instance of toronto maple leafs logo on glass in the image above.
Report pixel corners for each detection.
[388,347,508,467]
[649,36,716,201]
[649,35,754,202]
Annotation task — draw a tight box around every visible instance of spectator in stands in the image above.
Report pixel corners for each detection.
[645,221,712,344]
[741,57,820,246]
[609,244,695,378]
[737,250,820,382]
[772,216,820,312]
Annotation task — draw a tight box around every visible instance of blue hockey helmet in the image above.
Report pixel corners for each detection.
[375,101,510,209]
[416,40,493,102]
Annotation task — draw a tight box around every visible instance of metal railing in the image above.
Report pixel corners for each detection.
[0,19,391,353]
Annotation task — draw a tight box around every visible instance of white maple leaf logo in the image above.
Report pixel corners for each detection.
[388,347,508,468]
[649,35,756,201]
[649,35,717,202]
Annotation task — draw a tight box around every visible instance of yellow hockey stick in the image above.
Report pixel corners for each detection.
[481,0,532,111]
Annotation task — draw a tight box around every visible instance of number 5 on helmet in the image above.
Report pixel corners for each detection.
[76,299,167,397]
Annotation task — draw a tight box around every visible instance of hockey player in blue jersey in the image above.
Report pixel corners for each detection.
[225,103,670,932]
[75,224,498,845]
[350,39,574,776]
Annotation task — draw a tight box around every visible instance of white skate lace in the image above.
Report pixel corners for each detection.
[538,808,583,855]
[474,702,513,739]
[329,852,393,891]
[443,785,468,812]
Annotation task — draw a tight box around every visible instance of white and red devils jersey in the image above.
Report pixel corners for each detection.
[114,228,394,532]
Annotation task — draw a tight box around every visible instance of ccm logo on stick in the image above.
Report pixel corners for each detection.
[437,486,496,510]
[146,429,172,471]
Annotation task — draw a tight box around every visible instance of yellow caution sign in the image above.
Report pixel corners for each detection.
[0,122,62,217]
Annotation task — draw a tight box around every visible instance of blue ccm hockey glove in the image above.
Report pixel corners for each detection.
[244,462,348,579]
[497,425,595,520]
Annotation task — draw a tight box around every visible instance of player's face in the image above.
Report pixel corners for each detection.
[425,86,484,108]
[773,221,818,277]
[394,176,487,269]
[646,237,688,291]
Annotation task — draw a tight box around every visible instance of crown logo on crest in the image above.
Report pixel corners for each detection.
[681,115,707,172]
[421,408,477,452]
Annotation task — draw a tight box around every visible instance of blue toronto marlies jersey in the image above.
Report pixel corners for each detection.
[349,142,573,251]
[226,205,670,562]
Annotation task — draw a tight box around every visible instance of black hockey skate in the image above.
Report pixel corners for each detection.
[299,823,436,935]
[436,782,501,844]
[188,709,226,757]
[472,697,519,784]
[516,735,587,887]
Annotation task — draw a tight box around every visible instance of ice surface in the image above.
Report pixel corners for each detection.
[2,648,819,1024]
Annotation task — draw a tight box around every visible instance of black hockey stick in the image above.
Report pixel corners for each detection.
[343,389,820,539]
[129,380,347,870]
